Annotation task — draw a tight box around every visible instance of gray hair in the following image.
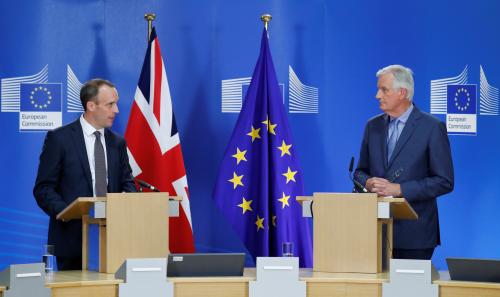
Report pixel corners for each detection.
[376,65,414,101]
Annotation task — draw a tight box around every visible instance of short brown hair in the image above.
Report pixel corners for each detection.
[80,78,115,111]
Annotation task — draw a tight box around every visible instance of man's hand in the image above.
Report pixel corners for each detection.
[366,177,402,197]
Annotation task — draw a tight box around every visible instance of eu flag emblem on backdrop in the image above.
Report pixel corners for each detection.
[213,29,313,267]
[447,84,477,114]
[20,83,61,112]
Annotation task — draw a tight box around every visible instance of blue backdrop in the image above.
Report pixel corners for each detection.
[1,0,499,270]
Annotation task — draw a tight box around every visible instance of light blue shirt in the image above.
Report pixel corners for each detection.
[388,104,414,145]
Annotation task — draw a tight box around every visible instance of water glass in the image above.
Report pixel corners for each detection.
[282,242,294,257]
[42,244,56,273]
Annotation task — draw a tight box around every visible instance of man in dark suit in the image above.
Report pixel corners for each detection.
[34,79,136,270]
[354,65,454,260]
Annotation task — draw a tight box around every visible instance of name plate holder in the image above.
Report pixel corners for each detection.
[249,257,305,297]
[115,258,173,297]
[0,263,51,297]
[383,259,438,297]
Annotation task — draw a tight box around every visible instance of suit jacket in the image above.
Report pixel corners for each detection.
[354,105,454,249]
[33,119,136,258]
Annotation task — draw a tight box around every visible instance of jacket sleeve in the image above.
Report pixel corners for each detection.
[400,121,454,202]
[354,122,372,187]
[33,131,69,217]
[119,139,137,193]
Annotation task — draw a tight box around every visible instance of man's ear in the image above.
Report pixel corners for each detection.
[86,100,96,111]
[399,88,408,100]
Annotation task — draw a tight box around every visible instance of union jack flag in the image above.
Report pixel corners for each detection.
[125,27,195,252]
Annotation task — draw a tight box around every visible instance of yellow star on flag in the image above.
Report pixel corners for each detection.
[247,125,261,142]
[277,192,291,208]
[255,215,265,231]
[228,172,244,189]
[262,116,277,135]
[277,140,292,157]
[272,215,277,227]
[282,167,298,184]
[237,197,253,214]
[232,147,247,165]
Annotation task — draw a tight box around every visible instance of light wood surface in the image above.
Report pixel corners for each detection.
[64,193,170,273]
[299,193,416,274]
[0,269,496,297]
[105,192,169,273]
[45,270,121,297]
[57,198,104,221]
[378,197,418,219]
[313,193,379,273]
[82,215,88,270]
[296,196,417,220]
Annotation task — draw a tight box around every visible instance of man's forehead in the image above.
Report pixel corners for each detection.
[378,73,393,85]
[97,86,119,101]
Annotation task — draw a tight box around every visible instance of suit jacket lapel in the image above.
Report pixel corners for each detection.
[104,129,115,192]
[388,106,422,166]
[70,120,93,190]
[380,114,390,170]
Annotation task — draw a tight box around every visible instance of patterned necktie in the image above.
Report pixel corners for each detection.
[387,119,399,162]
[94,131,107,197]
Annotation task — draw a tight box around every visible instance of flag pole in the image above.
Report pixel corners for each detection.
[260,14,272,31]
[144,13,156,41]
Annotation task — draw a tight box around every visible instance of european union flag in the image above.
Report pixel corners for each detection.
[447,84,477,114]
[20,83,62,112]
[213,29,313,267]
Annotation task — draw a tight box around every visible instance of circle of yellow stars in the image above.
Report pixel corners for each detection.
[30,86,52,109]
[228,114,299,231]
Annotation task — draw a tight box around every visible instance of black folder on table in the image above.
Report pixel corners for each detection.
[167,253,245,277]
[447,258,500,283]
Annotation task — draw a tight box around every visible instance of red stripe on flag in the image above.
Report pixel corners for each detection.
[170,206,195,253]
[125,101,195,252]
[153,38,163,124]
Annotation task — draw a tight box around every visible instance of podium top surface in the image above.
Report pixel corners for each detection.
[56,197,103,221]
[378,197,417,220]
[297,193,417,220]
[56,192,181,221]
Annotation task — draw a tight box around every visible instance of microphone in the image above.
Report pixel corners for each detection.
[349,157,368,193]
[135,179,160,192]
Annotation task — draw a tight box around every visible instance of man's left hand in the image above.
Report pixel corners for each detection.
[370,177,402,197]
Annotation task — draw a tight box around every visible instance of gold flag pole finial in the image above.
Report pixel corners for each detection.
[144,13,156,41]
[261,14,272,30]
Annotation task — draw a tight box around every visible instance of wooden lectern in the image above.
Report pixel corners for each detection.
[298,193,417,274]
[57,192,179,273]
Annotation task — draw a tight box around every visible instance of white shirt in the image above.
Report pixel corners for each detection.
[80,115,108,197]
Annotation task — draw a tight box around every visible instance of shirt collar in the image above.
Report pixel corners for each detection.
[80,114,105,137]
[390,103,414,124]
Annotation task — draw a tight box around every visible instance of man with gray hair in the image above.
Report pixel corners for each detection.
[354,65,454,260]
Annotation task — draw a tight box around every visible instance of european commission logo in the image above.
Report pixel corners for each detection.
[1,65,86,132]
[221,65,319,114]
[430,65,498,136]
[20,83,62,131]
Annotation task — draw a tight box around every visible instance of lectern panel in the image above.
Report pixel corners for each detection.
[106,193,169,273]
[313,193,378,273]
